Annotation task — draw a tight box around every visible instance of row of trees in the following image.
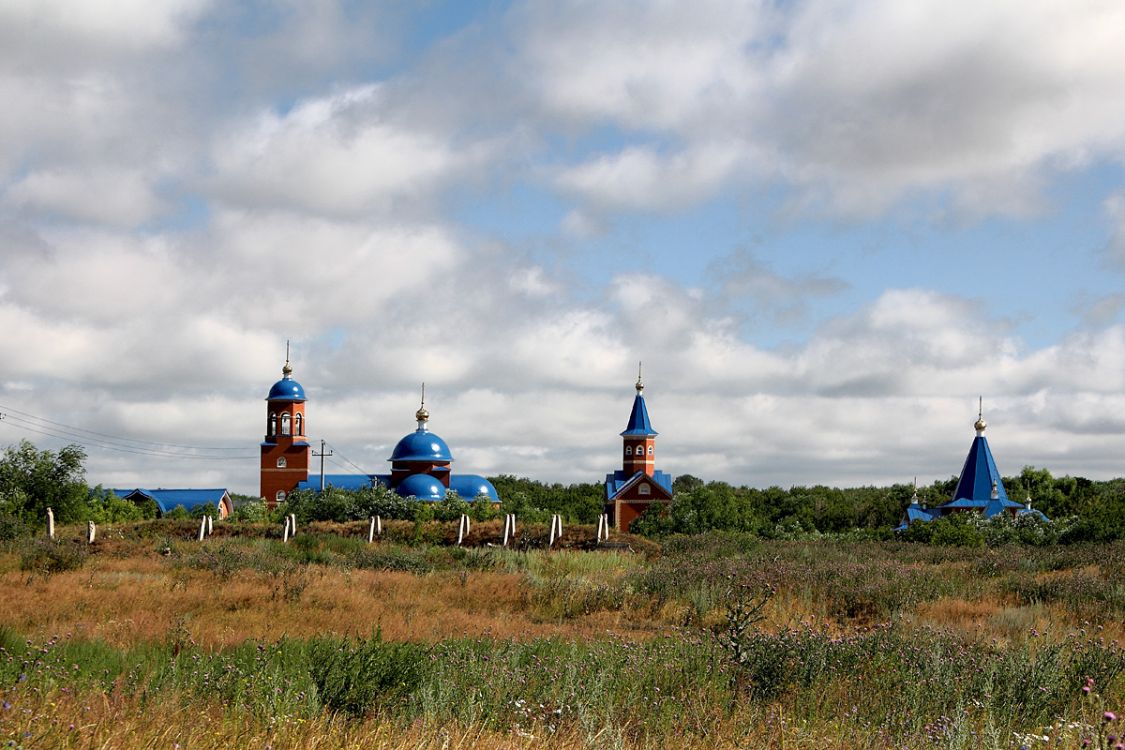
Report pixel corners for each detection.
[3,439,1124,543]
[633,469,1125,542]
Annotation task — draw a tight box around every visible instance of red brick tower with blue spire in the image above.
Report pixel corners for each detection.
[604,364,674,532]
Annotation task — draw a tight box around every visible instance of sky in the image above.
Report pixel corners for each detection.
[3,0,1125,496]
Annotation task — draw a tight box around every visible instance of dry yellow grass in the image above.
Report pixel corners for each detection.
[0,555,661,648]
[0,688,899,750]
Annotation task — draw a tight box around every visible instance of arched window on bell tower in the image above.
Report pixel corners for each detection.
[294,413,303,436]
[269,413,277,436]
[280,412,291,436]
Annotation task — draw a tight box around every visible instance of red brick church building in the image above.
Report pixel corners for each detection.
[604,370,674,531]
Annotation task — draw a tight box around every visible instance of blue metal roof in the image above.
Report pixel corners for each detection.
[389,429,453,462]
[295,474,375,492]
[449,474,500,502]
[947,435,1008,506]
[605,469,673,499]
[267,376,306,402]
[895,503,940,531]
[112,488,229,515]
[395,473,446,501]
[620,394,657,436]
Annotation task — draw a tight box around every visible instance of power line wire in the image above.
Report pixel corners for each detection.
[323,441,372,475]
[0,417,256,460]
[0,402,248,451]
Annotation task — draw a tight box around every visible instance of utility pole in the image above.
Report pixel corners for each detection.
[312,439,333,491]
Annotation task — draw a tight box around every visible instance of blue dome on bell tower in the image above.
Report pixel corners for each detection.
[266,351,306,402]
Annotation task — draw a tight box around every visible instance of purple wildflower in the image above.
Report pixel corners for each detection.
[1106,712,1118,723]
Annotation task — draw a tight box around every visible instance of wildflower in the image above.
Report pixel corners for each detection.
[1106,712,1118,723]
[1,701,9,710]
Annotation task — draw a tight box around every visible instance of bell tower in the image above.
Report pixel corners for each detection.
[621,364,656,477]
[604,363,674,533]
[259,343,310,506]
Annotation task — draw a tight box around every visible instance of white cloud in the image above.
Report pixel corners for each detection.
[554,143,747,214]
[517,0,1125,219]
[0,0,210,61]
[211,86,499,217]
[6,167,167,226]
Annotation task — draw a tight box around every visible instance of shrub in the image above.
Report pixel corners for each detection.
[0,513,28,542]
[164,505,190,520]
[18,537,88,575]
[307,635,428,717]
[230,500,269,523]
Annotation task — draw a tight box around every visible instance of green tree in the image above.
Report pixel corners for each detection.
[0,440,88,524]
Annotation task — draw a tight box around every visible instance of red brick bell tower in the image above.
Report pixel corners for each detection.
[603,364,674,532]
[259,347,310,506]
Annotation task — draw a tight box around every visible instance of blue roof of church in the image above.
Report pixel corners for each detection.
[295,474,375,492]
[621,394,657,436]
[390,430,453,462]
[605,469,673,499]
[112,488,229,515]
[946,435,1010,506]
[267,376,306,401]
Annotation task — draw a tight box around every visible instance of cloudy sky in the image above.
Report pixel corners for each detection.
[3,0,1125,495]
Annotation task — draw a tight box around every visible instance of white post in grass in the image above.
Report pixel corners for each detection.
[598,513,610,543]
[282,516,291,543]
[198,517,207,542]
[376,516,382,536]
[206,515,214,536]
[548,514,562,548]
[457,514,470,546]
[502,513,515,547]
[46,508,54,540]
[288,514,296,537]
[86,521,96,545]
[368,516,376,544]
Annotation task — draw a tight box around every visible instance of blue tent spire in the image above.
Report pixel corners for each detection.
[620,363,657,436]
[949,400,1020,514]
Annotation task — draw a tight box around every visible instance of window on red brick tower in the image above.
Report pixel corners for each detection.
[269,413,277,436]
[281,413,291,436]
[277,457,287,468]
[276,490,286,503]
[647,445,653,455]
[625,446,632,456]
[295,413,303,436]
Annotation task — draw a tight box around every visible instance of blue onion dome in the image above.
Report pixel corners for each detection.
[449,475,499,502]
[390,430,453,462]
[395,473,446,501]
[267,360,306,401]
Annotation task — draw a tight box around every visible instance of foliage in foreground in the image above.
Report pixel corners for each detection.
[0,621,1122,747]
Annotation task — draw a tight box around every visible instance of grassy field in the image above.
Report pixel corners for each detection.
[1,521,1123,748]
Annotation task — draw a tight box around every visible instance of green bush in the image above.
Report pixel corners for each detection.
[0,513,29,541]
[230,500,270,523]
[18,537,89,575]
[307,635,428,717]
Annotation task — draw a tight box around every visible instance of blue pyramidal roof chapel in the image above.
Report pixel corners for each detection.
[896,400,1048,530]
